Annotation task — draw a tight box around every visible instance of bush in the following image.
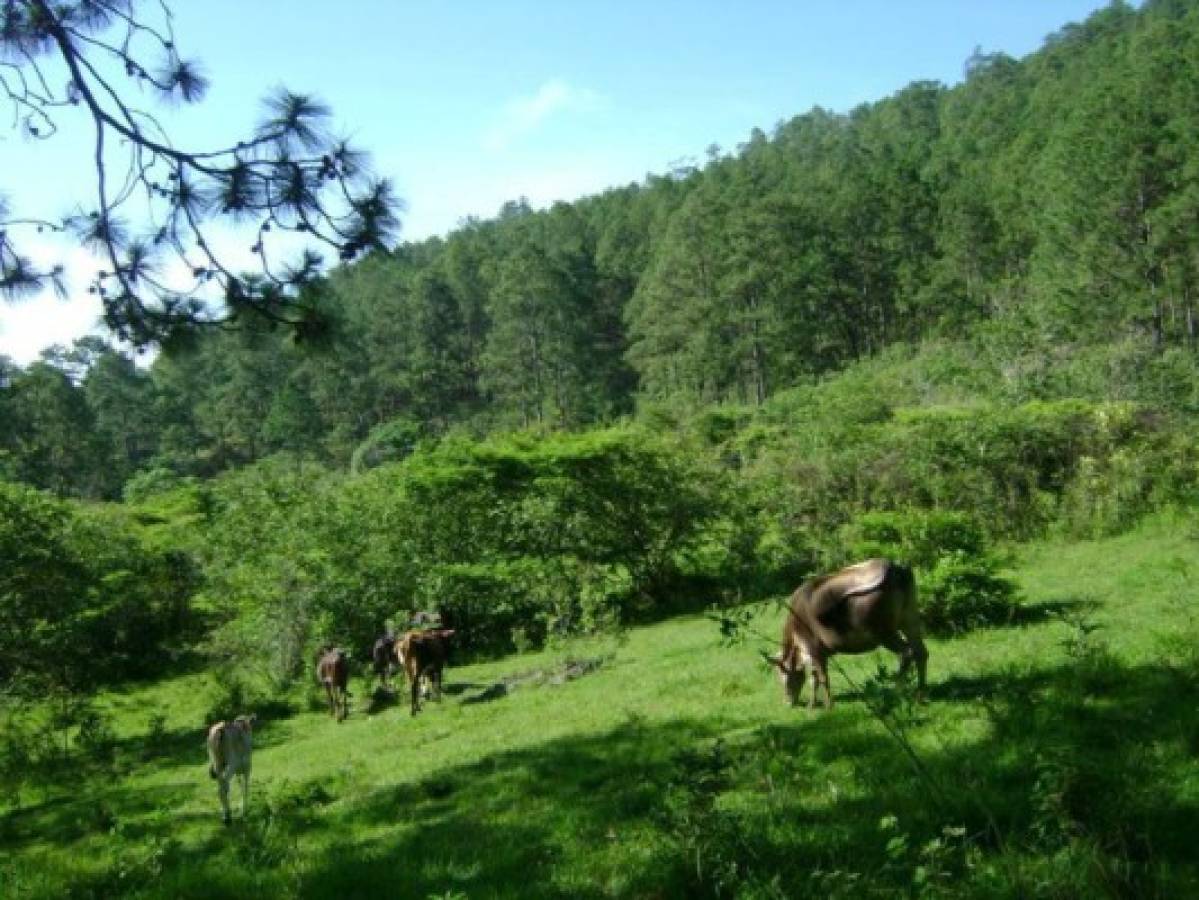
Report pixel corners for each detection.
[0,481,197,692]
[742,396,1189,550]
[201,670,281,726]
[415,559,630,657]
[349,427,730,654]
[350,416,426,473]
[840,509,1018,635]
[919,551,1018,634]
[197,427,735,666]
[122,467,187,504]
[842,509,986,570]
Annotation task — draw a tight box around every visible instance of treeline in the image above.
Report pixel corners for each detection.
[6,372,1192,698]
[3,0,1199,501]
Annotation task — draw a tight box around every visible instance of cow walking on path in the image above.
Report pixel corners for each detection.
[772,558,928,709]
[396,629,455,715]
[316,647,351,721]
[372,633,397,690]
[206,714,256,825]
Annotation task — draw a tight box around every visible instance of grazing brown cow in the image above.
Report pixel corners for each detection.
[372,633,397,689]
[396,629,455,716]
[206,714,256,824]
[316,646,350,721]
[772,558,928,709]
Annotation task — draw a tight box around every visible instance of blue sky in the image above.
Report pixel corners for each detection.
[0,0,1119,363]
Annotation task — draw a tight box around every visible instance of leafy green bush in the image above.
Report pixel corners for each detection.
[198,427,734,666]
[919,551,1018,634]
[350,416,427,473]
[69,505,199,680]
[0,481,197,692]
[742,397,1190,551]
[843,509,986,569]
[841,510,1017,634]
[201,670,280,727]
[415,559,630,656]
[1057,426,1199,538]
[122,467,187,504]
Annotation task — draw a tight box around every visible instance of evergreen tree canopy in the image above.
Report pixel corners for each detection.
[0,0,400,344]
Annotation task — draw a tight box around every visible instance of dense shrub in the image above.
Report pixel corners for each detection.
[840,509,1018,634]
[842,509,987,569]
[358,427,732,652]
[0,481,197,692]
[69,506,199,679]
[350,416,427,473]
[919,551,1018,634]
[742,398,1193,550]
[198,428,736,668]
[198,458,344,684]
[415,559,630,656]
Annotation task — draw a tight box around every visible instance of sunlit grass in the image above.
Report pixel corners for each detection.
[3,515,1198,897]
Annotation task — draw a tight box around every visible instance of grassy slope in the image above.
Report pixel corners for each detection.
[3,516,1198,898]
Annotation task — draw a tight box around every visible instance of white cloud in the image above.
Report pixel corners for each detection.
[0,225,313,365]
[482,79,603,152]
[0,239,107,365]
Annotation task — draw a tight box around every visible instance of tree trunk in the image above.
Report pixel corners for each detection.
[1185,285,1196,351]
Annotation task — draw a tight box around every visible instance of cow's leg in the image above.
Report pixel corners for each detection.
[813,652,833,709]
[217,773,232,825]
[410,672,421,716]
[880,632,913,679]
[240,768,250,817]
[906,633,929,699]
[790,645,821,710]
[788,666,805,707]
[324,681,335,717]
[898,617,929,698]
[432,667,443,702]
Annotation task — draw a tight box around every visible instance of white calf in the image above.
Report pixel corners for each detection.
[206,715,256,824]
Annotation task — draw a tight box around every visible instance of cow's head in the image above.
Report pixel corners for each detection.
[765,649,807,706]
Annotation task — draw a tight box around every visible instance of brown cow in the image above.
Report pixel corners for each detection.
[371,633,397,689]
[396,629,455,716]
[772,558,928,709]
[316,646,350,721]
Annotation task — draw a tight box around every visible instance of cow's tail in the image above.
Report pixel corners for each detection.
[889,561,918,611]
[206,723,225,780]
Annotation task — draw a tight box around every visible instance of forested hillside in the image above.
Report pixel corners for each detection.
[3,0,1198,494]
[5,3,1199,896]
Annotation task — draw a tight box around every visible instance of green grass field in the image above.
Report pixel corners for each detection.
[3,515,1198,898]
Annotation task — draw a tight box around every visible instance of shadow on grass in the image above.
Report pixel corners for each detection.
[8,651,1199,898]
[364,685,401,715]
[291,653,1199,898]
[1011,594,1102,627]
